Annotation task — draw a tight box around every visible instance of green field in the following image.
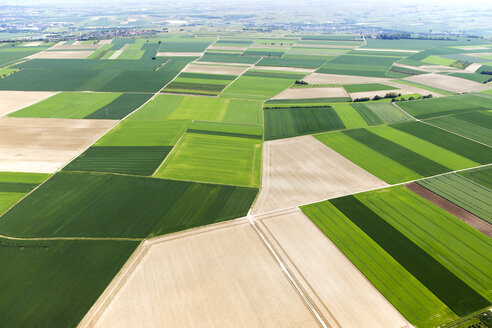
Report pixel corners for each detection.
[301,198,458,328]
[264,106,345,140]
[392,121,492,164]
[242,69,306,80]
[257,55,327,69]
[155,132,262,187]
[460,166,492,190]
[351,102,413,124]
[0,57,196,92]
[199,52,259,64]
[222,76,294,100]
[330,103,368,129]
[317,53,405,77]
[425,111,492,146]
[0,45,50,66]
[264,97,352,106]
[128,94,263,125]
[84,93,153,119]
[315,123,483,183]
[342,83,398,93]
[63,146,172,176]
[0,238,138,327]
[418,173,492,224]
[0,172,258,238]
[421,55,456,66]
[302,185,492,325]
[397,94,492,119]
[188,121,263,139]
[9,92,120,118]
[447,73,492,83]
[0,172,50,215]
[164,72,236,95]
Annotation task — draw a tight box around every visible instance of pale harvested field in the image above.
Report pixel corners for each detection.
[24,41,44,47]
[157,52,204,57]
[50,43,102,50]
[0,117,117,173]
[304,73,389,85]
[198,61,252,67]
[253,65,316,73]
[384,81,444,97]
[294,44,359,49]
[183,63,248,75]
[108,44,129,60]
[465,63,482,72]
[256,208,411,328]
[404,73,491,93]
[98,39,113,45]
[272,87,348,100]
[252,135,388,214]
[0,91,57,117]
[28,51,94,59]
[207,45,248,51]
[349,90,412,100]
[79,220,320,328]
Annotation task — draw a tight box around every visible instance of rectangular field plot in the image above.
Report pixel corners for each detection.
[155,132,262,187]
[351,102,413,125]
[79,221,320,328]
[425,111,492,146]
[397,94,492,119]
[183,63,248,75]
[271,87,348,100]
[417,172,492,224]
[0,91,57,117]
[9,92,120,119]
[316,53,404,77]
[256,55,328,69]
[403,73,491,93]
[84,93,153,120]
[163,72,236,95]
[0,45,50,66]
[188,121,263,139]
[0,57,196,92]
[302,187,492,326]
[0,238,138,328]
[0,172,50,215]
[199,52,259,64]
[342,83,398,93]
[0,117,117,173]
[0,171,258,238]
[252,135,387,214]
[256,209,410,328]
[264,106,345,140]
[221,76,294,100]
[63,146,172,175]
[128,94,263,125]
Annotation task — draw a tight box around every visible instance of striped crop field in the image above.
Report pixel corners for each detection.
[302,186,492,327]
[315,122,486,183]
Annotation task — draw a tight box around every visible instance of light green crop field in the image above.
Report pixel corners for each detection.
[315,131,420,183]
[357,186,492,303]
[330,103,368,129]
[367,125,479,170]
[128,94,183,120]
[168,96,230,121]
[301,198,458,328]
[222,76,294,100]
[0,172,50,215]
[9,92,121,118]
[421,55,456,66]
[94,120,189,146]
[155,132,262,187]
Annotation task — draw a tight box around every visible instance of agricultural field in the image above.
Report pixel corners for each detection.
[79,221,321,327]
[2,29,492,328]
[0,172,49,215]
[315,122,486,184]
[155,130,262,187]
[252,135,387,214]
[302,186,492,327]
[0,171,258,238]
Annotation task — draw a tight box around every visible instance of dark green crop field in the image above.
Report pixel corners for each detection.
[264,106,345,140]
[0,57,196,92]
[63,146,172,175]
[0,238,138,328]
[0,172,258,238]
[85,93,153,119]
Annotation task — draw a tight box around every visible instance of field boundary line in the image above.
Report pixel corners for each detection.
[392,102,492,148]
[247,211,328,328]
[0,234,143,242]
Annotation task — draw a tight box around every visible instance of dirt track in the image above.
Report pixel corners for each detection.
[257,208,411,328]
